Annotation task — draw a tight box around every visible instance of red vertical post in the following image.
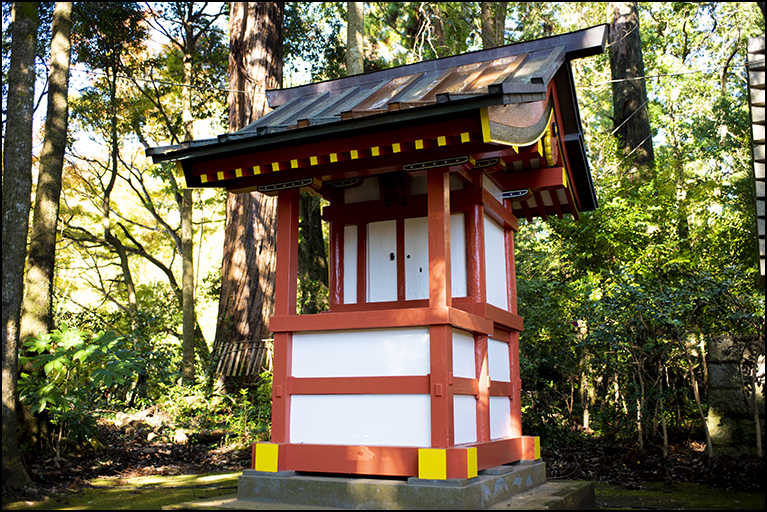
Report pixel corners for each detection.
[503,206,522,437]
[466,203,485,305]
[475,333,490,442]
[357,223,367,304]
[427,168,451,309]
[428,168,453,447]
[430,324,453,447]
[271,189,300,446]
[328,220,342,309]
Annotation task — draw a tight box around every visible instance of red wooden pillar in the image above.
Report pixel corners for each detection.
[504,201,522,437]
[328,219,343,309]
[272,188,300,446]
[427,168,451,309]
[475,333,490,442]
[427,168,453,448]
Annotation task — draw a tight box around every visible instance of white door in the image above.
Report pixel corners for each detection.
[367,220,397,302]
[405,217,429,300]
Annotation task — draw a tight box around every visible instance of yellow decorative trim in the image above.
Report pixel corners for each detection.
[415,139,424,150]
[392,143,401,153]
[254,165,261,175]
[200,174,208,184]
[437,136,446,146]
[217,171,225,181]
[418,448,447,480]
[467,447,478,478]
[350,149,358,160]
[254,443,279,473]
[371,146,380,156]
[534,437,541,460]
[236,168,243,178]
[480,107,491,143]
[461,132,470,143]
[330,153,338,163]
[291,159,299,169]
[310,156,318,166]
[272,162,280,172]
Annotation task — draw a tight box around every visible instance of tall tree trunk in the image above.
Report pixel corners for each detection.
[181,14,196,385]
[2,1,39,492]
[607,2,654,179]
[346,2,364,75]
[214,2,283,391]
[21,1,72,344]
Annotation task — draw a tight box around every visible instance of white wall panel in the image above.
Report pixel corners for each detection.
[453,395,477,445]
[452,329,475,379]
[450,213,468,297]
[292,328,430,377]
[367,220,397,302]
[405,217,429,300]
[484,214,508,310]
[343,225,358,304]
[291,394,431,446]
[489,396,512,440]
[488,339,511,382]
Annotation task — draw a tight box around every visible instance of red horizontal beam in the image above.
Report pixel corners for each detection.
[289,375,430,395]
[275,437,527,476]
[269,306,495,335]
[491,166,566,191]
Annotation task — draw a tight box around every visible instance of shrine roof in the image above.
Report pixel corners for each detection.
[147,25,608,214]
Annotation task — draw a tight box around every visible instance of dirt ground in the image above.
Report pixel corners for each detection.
[3,421,764,509]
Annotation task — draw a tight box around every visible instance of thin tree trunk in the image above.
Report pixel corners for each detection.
[687,354,714,457]
[21,1,72,343]
[2,1,39,492]
[214,2,283,391]
[346,2,364,75]
[659,365,668,458]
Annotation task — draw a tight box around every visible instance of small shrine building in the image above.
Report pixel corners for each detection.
[148,25,607,480]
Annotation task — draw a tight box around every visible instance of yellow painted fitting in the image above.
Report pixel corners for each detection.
[254,443,279,473]
[351,149,359,159]
[461,132,470,143]
[330,153,338,163]
[236,168,243,178]
[467,447,478,478]
[272,162,280,172]
[415,139,424,150]
[371,146,379,156]
[437,136,446,146]
[534,437,541,460]
[217,171,225,181]
[310,156,318,166]
[418,448,447,480]
[200,174,208,184]
[392,143,401,153]
[291,159,299,169]
[254,165,261,175]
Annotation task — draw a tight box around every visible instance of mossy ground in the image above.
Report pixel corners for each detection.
[595,482,766,510]
[4,475,765,510]
[1,472,239,510]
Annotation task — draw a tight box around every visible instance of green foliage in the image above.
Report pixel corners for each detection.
[158,370,273,447]
[19,326,142,451]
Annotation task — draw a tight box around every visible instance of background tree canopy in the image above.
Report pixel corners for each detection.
[1,2,764,490]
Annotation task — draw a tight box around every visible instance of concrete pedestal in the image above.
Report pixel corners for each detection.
[206,461,594,510]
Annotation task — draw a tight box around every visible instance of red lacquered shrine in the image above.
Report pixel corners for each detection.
[148,25,607,480]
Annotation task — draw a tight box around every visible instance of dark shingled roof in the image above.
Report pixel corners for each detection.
[147,25,608,216]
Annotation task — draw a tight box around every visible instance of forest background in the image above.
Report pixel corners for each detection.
[1,1,765,493]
